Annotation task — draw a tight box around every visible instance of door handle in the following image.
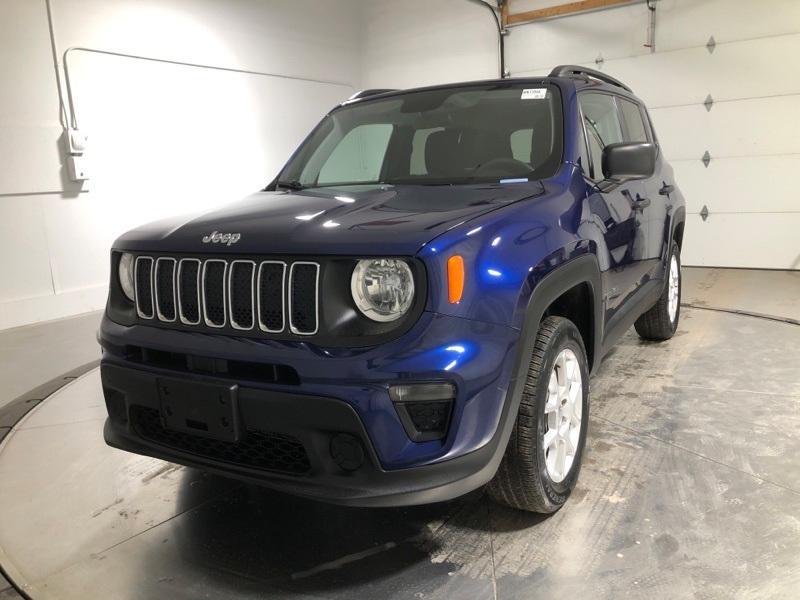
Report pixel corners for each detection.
[634,194,651,209]
[659,182,675,196]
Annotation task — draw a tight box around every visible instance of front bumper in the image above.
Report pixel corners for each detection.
[99,311,522,506]
[104,363,509,506]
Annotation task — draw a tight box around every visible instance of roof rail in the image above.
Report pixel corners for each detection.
[548,65,632,93]
[347,89,399,100]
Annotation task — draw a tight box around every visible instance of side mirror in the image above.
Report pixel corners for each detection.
[601,142,656,188]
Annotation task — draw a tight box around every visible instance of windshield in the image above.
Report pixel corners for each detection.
[276,83,563,189]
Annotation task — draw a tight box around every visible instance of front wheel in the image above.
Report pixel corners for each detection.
[635,241,681,341]
[488,316,589,513]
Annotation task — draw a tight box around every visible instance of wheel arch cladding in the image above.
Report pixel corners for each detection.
[672,216,686,250]
[542,281,595,370]
[521,254,603,373]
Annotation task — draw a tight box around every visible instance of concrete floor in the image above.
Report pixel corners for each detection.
[0,311,101,410]
[682,267,800,323]
[0,269,799,599]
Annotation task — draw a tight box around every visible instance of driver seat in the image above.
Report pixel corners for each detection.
[425,129,513,177]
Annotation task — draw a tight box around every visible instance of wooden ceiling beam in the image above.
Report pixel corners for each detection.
[504,0,639,26]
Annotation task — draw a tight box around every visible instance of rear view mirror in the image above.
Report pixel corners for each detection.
[601,142,656,186]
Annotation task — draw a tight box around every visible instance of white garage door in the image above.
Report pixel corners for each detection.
[508,0,800,270]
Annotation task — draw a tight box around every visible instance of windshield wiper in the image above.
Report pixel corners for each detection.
[275,179,305,191]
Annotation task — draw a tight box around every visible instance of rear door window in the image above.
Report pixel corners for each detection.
[619,98,649,143]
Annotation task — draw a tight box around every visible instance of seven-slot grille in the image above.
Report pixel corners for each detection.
[134,256,319,335]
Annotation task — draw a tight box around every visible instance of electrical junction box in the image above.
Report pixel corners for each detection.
[67,129,88,154]
[65,128,89,181]
[67,155,89,181]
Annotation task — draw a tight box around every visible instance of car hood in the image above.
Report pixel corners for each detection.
[113,183,545,256]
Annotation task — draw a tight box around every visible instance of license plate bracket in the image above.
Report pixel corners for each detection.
[157,377,240,442]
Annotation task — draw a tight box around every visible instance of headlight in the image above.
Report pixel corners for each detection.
[351,258,415,322]
[118,253,135,301]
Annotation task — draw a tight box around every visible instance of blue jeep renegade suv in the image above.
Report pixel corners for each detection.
[100,66,685,513]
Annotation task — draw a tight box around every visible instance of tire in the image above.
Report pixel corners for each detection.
[634,241,681,341]
[487,316,590,513]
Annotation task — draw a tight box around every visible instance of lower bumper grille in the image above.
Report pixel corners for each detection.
[131,406,311,475]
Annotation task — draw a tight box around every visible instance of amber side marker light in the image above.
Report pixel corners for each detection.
[447,255,465,304]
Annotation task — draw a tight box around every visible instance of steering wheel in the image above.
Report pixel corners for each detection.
[472,157,536,179]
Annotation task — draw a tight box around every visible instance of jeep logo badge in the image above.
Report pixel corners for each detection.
[202,231,241,246]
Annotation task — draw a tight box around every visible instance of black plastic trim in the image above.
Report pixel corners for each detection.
[531,254,604,374]
[601,277,664,356]
[347,89,399,101]
[550,64,633,92]
[394,400,453,443]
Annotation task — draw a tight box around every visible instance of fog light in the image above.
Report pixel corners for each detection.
[390,383,455,442]
[330,433,365,472]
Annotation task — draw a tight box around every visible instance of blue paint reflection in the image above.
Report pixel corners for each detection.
[391,340,476,373]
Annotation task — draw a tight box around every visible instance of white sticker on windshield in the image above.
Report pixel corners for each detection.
[521,88,547,100]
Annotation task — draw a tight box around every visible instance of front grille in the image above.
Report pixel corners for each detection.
[229,261,255,329]
[135,257,154,318]
[155,258,176,321]
[134,255,319,337]
[131,406,311,475]
[289,262,320,334]
[178,259,200,324]
[258,262,285,332]
[203,260,227,327]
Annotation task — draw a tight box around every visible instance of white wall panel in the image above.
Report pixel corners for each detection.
[655,0,800,51]
[0,0,63,194]
[621,34,800,108]
[0,0,360,330]
[506,3,650,74]
[52,0,361,85]
[680,213,800,270]
[0,285,107,331]
[47,52,350,297]
[0,197,53,303]
[672,156,800,215]
[652,95,800,161]
[517,34,800,109]
[361,0,498,89]
[505,0,800,71]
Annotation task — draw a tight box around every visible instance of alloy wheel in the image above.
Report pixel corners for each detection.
[668,254,680,323]
[543,348,583,483]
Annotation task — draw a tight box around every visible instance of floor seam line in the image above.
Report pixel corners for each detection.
[15,416,107,432]
[594,415,800,497]
[645,383,800,399]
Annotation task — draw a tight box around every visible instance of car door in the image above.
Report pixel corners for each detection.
[578,92,648,322]
[617,97,664,282]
